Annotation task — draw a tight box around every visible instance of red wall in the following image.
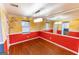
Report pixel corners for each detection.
[9,30,53,44]
[56,30,79,37]
[9,32,39,44]
[56,30,79,38]
[69,31,79,37]
[50,34,78,52]
[39,31,51,41]
[39,31,79,52]
[9,30,79,53]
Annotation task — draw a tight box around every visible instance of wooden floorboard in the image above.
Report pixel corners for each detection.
[9,38,76,55]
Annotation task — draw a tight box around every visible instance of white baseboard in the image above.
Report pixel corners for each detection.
[39,36,78,55]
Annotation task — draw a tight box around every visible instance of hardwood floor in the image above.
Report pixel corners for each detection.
[9,38,76,55]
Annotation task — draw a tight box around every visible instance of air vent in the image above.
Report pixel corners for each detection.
[35,10,40,14]
[10,4,18,8]
[34,7,46,14]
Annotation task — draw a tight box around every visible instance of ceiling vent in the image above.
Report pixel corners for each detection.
[10,4,18,8]
[35,10,40,14]
[34,7,46,14]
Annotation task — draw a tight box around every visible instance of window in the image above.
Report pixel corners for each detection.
[45,22,49,30]
[53,23,58,33]
[53,22,62,33]
[61,22,69,35]
[21,21,30,33]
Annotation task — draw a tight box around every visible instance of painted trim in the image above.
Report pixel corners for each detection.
[10,37,39,46]
[68,31,79,37]
[39,36,78,55]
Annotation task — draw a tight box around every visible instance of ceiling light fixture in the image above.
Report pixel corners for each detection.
[34,18,43,22]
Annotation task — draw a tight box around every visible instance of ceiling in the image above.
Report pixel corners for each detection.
[3,3,79,20]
